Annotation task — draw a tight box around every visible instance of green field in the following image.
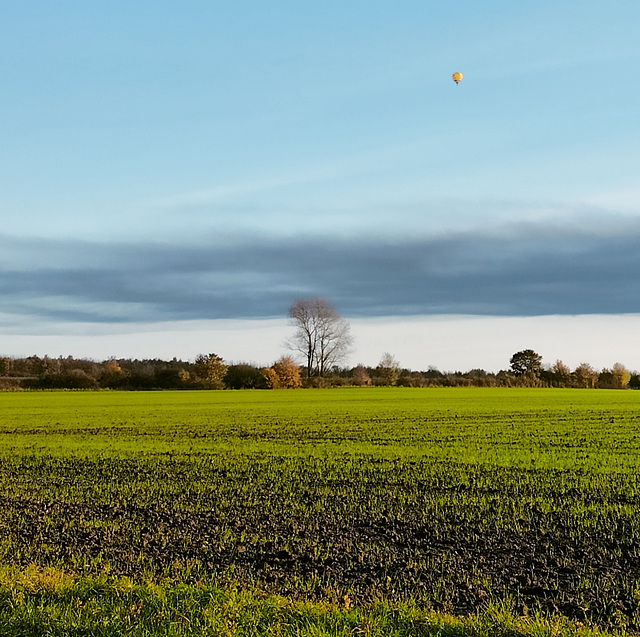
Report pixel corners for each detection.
[1,388,639,636]
[3,387,640,469]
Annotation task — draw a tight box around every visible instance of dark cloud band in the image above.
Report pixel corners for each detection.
[1,220,638,323]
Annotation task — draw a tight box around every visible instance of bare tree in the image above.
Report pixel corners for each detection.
[288,297,353,377]
[377,352,401,386]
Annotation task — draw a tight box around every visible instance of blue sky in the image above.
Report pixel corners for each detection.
[2,1,639,371]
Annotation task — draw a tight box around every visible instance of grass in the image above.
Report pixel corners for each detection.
[0,567,611,637]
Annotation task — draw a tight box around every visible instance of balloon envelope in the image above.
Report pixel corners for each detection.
[452,72,463,84]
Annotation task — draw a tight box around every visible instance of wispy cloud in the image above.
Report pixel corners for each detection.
[1,217,639,325]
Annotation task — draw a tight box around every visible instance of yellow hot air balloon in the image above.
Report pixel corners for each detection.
[452,72,463,85]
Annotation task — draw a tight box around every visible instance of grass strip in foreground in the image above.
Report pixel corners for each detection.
[0,567,613,637]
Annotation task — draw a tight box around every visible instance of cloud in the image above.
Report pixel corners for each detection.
[1,217,639,325]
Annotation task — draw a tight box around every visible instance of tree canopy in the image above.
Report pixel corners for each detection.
[510,349,543,378]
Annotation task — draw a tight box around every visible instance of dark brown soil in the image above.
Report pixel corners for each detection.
[4,492,640,631]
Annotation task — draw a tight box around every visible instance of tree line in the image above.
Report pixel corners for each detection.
[1,298,637,390]
[0,350,637,391]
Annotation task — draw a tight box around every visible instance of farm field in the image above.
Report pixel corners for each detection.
[1,387,640,635]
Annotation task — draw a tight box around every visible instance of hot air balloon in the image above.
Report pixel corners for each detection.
[452,72,463,85]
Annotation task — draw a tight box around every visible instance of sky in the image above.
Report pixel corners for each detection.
[2,1,639,372]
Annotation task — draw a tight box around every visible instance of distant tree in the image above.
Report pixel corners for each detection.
[467,368,488,379]
[194,353,228,389]
[406,370,426,387]
[352,365,372,386]
[262,357,301,389]
[599,362,631,389]
[288,297,353,377]
[0,357,11,376]
[573,362,598,389]
[38,356,62,378]
[262,367,280,389]
[629,374,640,390]
[152,368,191,389]
[224,363,265,389]
[597,368,614,389]
[18,356,41,377]
[466,369,498,388]
[103,359,122,375]
[36,368,97,390]
[509,349,543,378]
[551,360,572,387]
[24,355,60,379]
[272,356,302,389]
[98,358,124,388]
[424,366,445,382]
[612,362,631,389]
[59,356,99,378]
[377,352,401,386]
